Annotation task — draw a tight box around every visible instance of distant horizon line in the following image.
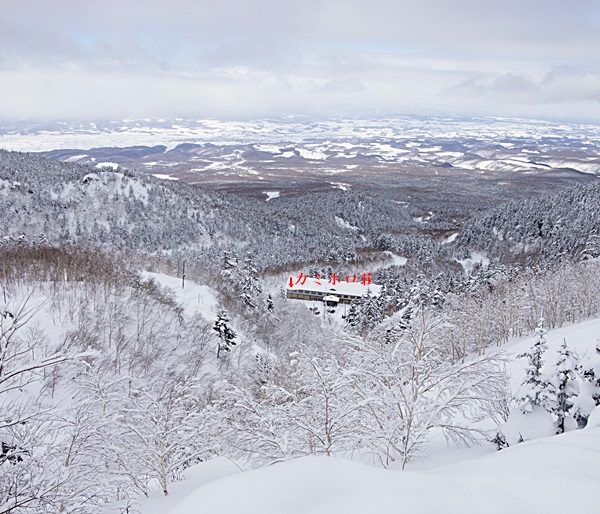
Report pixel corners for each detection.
[1,112,600,129]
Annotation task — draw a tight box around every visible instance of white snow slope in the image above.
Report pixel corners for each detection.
[144,428,600,514]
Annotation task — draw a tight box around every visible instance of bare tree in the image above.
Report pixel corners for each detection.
[356,308,509,468]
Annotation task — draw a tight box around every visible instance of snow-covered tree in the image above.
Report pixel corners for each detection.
[109,376,206,496]
[239,252,262,308]
[515,320,553,414]
[356,308,508,468]
[490,431,509,451]
[213,309,237,358]
[0,292,107,513]
[212,380,299,467]
[582,344,600,405]
[287,348,365,458]
[215,332,367,466]
[264,294,275,315]
[344,301,360,328]
[575,343,600,426]
[547,339,579,433]
[0,413,105,514]
[349,293,383,334]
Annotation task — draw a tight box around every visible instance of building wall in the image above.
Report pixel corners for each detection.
[286,290,357,304]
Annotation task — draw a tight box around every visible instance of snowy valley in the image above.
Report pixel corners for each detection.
[1,121,600,513]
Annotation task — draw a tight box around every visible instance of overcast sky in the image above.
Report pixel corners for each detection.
[1,0,600,122]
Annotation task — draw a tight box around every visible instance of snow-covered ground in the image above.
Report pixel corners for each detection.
[4,264,599,513]
[136,317,600,514]
[139,426,600,514]
[142,271,219,321]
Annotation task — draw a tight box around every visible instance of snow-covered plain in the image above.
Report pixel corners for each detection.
[3,116,599,153]
[2,116,600,176]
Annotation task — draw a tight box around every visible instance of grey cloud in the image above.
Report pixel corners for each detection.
[318,77,366,94]
[537,69,600,104]
[488,74,537,94]
[448,73,538,98]
[5,0,600,69]
[1,0,600,122]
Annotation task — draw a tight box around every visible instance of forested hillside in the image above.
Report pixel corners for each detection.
[4,150,599,275]
[0,150,419,269]
[453,180,600,263]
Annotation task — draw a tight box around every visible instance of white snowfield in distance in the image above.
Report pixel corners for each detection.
[2,116,600,176]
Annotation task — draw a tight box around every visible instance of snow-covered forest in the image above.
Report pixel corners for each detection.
[1,151,600,513]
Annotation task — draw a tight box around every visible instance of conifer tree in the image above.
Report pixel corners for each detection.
[239,252,262,308]
[573,344,600,426]
[549,339,579,433]
[491,432,509,451]
[344,301,360,328]
[581,344,600,407]
[516,320,552,413]
[355,293,383,333]
[265,294,275,314]
[213,309,237,358]
[221,250,238,271]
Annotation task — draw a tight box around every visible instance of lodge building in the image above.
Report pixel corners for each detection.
[286,276,382,305]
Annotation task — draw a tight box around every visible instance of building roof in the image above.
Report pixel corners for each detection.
[287,276,382,297]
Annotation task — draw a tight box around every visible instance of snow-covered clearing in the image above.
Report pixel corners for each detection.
[457,251,490,273]
[442,232,459,245]
[334,216,358,231]
[94,161,120,169]
[383,251,407,267]
[330,181,350,190]
[142,271,219,321]
[263,191,280,201]
[152,173,179,180]
[64,154,88,162]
